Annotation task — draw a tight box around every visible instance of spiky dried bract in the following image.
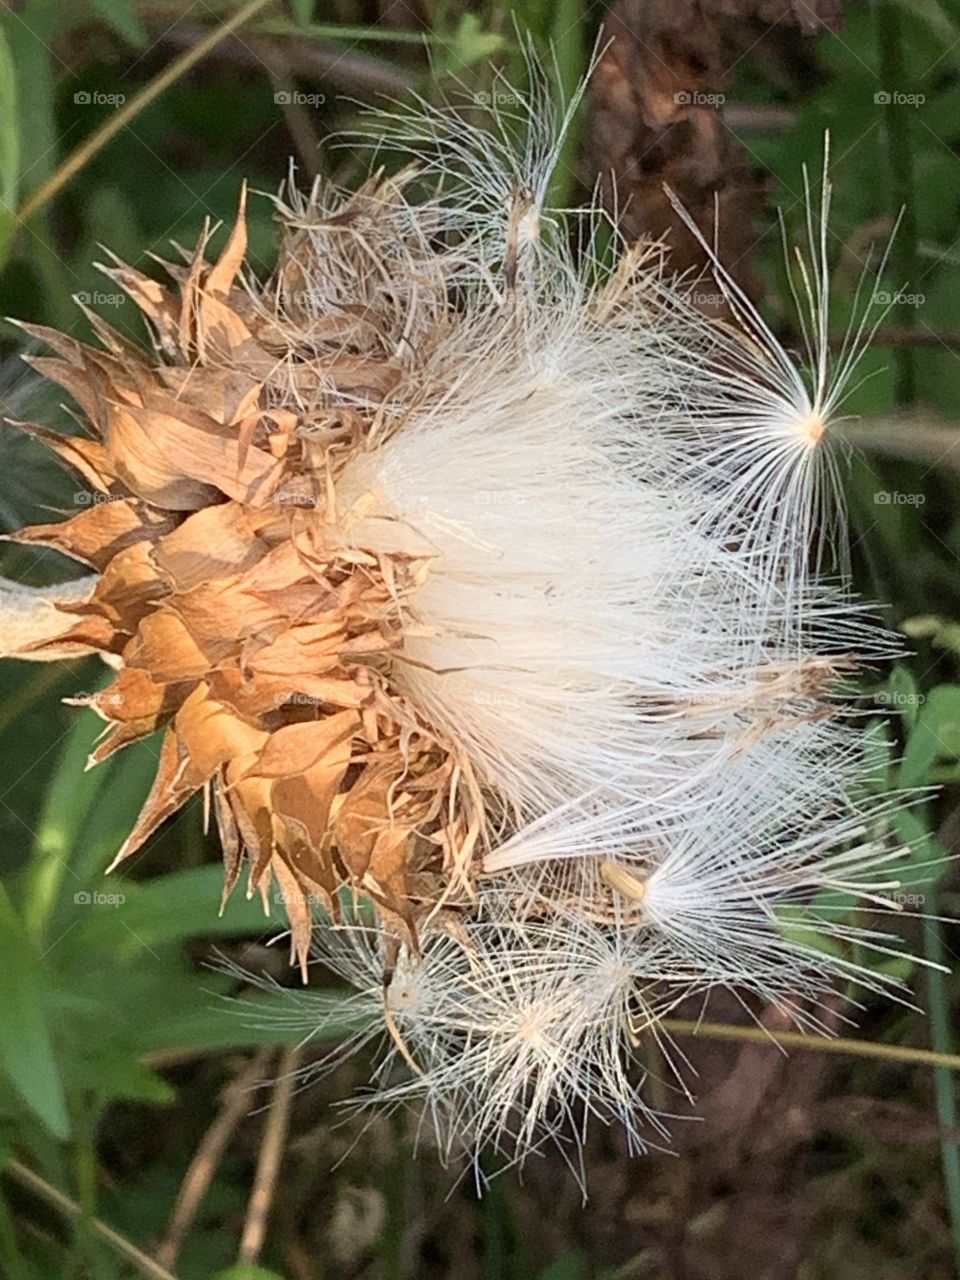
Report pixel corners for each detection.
[3,71,925,1182]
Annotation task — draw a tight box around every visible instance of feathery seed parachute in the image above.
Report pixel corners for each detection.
[1,74,920,1180]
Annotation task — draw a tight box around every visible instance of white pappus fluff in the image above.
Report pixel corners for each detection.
[231,59,936,1188]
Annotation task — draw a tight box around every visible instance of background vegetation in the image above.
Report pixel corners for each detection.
[0,1,960,1277]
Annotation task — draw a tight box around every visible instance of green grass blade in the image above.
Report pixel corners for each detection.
[924,896,960,1270]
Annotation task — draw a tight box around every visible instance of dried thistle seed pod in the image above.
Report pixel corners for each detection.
[0,67,925,1176]
[3,179,496,973]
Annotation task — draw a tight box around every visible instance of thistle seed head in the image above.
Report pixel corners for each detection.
[0,66,923,1182]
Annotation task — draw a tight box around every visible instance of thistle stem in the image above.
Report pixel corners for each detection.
[156,1049,271,1270]
[1,1159,177,1280]
[237,1044,300,1266]
[662,1018,960,1072]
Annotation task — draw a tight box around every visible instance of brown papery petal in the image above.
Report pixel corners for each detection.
[125,610,215,682]
[80,543,168,632]
[152,502,269,592]
[175,685,270,780]
[252,709,359,778]
[165,578,285,657]
[98,259,182,355]
[11,499,174,571]
[106,400,220,510]
[155,366,262,427]
[268,853,313,980]
[117,395,283,506]
[106,731,193,871]
[10,422,118,492]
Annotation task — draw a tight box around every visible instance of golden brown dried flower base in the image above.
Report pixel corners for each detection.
[10,186,483,973]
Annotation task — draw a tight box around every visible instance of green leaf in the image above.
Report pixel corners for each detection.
[21,705,117,940]
[892,0,960,51]
[67,736,161,888]
[289,0,314,25]
[0,26,19,268]
[90,0,147,47]
[68,1043,176,1105]
[2,17,53,201]
[776,911,845,960]
[900,684,960,788]
[865,954,916,980]
[73,865,288,954]
[447,14,505,69]
[902,613,960,655]
[922,885,960,1270]
[862,716,895,792]
[255,19,440,45]
[136,989,368,1057]
[545,0,585,210]
[886,663,923,730]
[892,807,949,890]
[538,1253,587,1280]
[0,887,68,1139]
